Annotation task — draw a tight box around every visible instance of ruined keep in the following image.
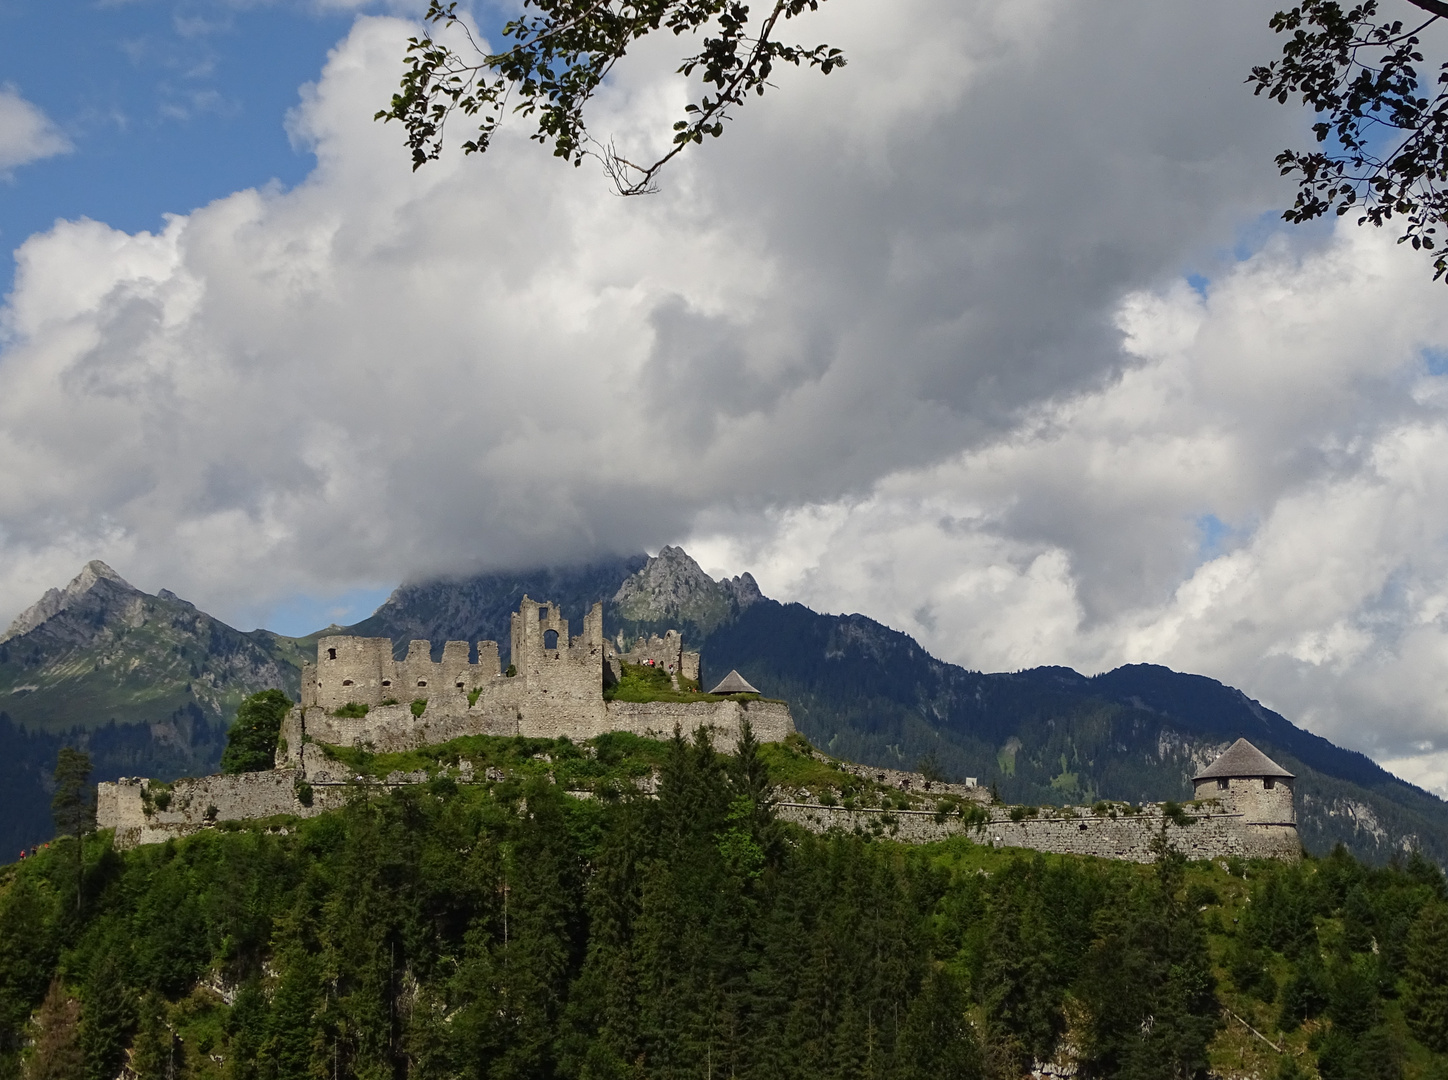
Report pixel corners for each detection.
[99,597,792,847]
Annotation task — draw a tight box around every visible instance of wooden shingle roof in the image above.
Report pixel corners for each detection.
[1193,738,1294,781]
[708,669,759,695]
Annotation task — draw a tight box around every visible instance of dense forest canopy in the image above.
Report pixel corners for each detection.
[2,728,1447,1079]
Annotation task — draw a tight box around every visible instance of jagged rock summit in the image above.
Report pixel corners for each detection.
[0,560,305,736]
[613,545,762,633]
[2,560,134,643]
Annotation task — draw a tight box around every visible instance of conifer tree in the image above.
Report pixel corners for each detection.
[50,747,93,914]
[79,952,133,1080]
[1404,900,1448,1052]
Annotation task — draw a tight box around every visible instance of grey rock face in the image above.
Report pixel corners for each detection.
[613,546,765,633]
[2,560,133,643]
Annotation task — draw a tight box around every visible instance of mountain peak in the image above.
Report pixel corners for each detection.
[2,560,138,643]
[612,547,764,633]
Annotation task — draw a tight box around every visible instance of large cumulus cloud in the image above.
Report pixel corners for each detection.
[10,2,1448,784]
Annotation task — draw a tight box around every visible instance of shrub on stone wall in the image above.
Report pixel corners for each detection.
[220,689,295,773]
[332,702,369,719]
[411,699,428,718]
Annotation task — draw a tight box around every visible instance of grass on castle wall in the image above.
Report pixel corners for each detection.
[316,730,674,792]
[603,661,737,703]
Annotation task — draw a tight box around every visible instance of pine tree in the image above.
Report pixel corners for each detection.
[1404,901,1448,1052]
[50,747,93,915]
[79,952,133,1080]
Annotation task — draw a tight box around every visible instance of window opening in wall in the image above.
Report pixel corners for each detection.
[1218,779,1229,791]
[544,629,559,650]
[327,648,337,660]
[417,679,427,687]
[382,680,391,687]
[456,681,465,689]
[342,679,354,686]
[1264,778,1275,790]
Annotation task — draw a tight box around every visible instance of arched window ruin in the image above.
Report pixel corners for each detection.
[327,648,337,660]
[544,629,559,650]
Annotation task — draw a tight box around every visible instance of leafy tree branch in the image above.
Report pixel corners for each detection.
[375,0,844,195]
[1252,0,1448,279]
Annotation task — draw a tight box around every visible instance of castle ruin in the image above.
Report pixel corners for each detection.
[96,597,1300,864]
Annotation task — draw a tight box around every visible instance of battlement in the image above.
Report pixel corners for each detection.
[278,596,789,765]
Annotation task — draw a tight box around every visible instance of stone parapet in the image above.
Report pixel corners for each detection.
[97,771,346,850]
[775,802,1300,862]
[603,699,795,751]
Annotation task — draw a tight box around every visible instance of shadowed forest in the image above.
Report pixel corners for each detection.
[1,730,1447,1080]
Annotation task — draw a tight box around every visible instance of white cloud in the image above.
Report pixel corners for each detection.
[11,3,1448,789]
[690,224,1448,788]
[0,86,70,172]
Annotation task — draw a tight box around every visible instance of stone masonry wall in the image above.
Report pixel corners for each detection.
[610,631,701,684]
[1193,775,1296,825]
[98,771,348,849]
[277,694,794,761]
[775,802,1300,862]
[603,699,795,752]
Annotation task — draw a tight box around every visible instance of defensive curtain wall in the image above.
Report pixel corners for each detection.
[775,737,1300,862]
[96,592,1298,861]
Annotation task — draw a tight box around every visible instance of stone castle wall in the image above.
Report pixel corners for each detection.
[603,699,794,751]
[776,802,1300,861]
[97,771,347,849]
[611,629,701,684]
[277,697,794,762]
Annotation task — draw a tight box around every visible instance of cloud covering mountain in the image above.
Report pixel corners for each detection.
[3,2,1448,788]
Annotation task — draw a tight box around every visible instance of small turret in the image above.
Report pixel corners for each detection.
[1193,738,1295,825]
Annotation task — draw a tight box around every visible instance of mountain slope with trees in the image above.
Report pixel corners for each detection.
[3,732,1447,1080]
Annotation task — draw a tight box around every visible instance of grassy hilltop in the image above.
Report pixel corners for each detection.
[2,732,1447,1080]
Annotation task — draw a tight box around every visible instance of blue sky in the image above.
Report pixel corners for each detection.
[0,1,377,295]
[0,1,412,631]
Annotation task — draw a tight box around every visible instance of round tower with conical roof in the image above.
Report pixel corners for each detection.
[1193,738,1295,826]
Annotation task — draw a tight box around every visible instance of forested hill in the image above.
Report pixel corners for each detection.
[3,734,1448,1080]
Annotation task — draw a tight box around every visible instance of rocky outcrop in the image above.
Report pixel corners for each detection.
[613,546,760,634]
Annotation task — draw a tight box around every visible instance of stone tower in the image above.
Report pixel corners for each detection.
[1192,738,1296,826]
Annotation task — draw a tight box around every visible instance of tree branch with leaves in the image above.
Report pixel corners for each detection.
[1252,0,1448,279]
[376,0,844,195]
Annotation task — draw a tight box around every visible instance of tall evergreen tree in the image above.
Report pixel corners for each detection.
[1404,900,1448,1052]
[50,747,93,915]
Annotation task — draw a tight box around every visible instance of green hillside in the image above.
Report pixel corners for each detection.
[2,733,1446,1080]
[0,564,310,856]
